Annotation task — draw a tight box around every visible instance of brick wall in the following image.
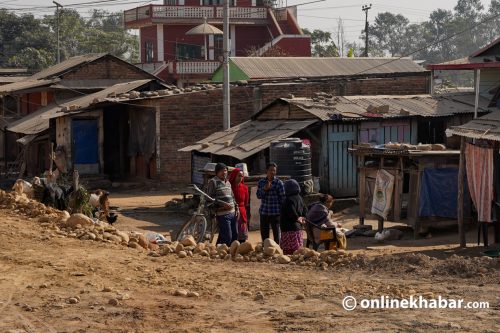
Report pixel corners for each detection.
[258,74,430,106]
[62,57,151,81]
[158,87,255,183]
[157,73,430,183]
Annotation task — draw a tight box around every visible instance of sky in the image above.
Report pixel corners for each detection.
[1,0,494,43]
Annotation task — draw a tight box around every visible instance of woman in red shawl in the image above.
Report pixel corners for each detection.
[228,168,249,242]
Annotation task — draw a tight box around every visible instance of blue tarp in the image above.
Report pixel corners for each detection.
[419,167,460,219]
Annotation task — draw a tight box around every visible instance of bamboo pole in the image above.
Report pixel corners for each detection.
[457,136,466,248]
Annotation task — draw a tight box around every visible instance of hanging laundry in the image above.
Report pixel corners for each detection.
[465,143,494,223]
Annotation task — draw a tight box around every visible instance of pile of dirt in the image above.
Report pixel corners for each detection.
[367,252,499,278]
[0,189,166,251]
[2,188,498,280]
[0,190,64,220]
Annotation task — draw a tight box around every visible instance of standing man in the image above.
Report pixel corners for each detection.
[256,162,285,244]
[206,163,238,246]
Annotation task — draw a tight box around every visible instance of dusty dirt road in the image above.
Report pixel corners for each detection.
[0,190,499,333]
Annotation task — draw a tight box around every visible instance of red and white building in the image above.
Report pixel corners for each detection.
[124,0,311,86]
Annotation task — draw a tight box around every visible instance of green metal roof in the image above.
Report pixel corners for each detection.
[211,59,250,83]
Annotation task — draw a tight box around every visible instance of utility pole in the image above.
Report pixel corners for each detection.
[53,1,63,63]
[362,4,371,57]
[222,0,230,130]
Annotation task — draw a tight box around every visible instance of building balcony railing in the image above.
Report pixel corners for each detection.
[124,5,268,26]
[174,60,221,75]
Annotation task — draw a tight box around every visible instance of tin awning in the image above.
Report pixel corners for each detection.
[179,119,317,160]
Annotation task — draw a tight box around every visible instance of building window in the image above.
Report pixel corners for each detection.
[214,35,223,60]
[145,42,154,63]
[202,0,235,5]
[164,0,177,5]
[176,43,202,60]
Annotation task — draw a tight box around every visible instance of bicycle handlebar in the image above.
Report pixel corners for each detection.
[189,184,215,202]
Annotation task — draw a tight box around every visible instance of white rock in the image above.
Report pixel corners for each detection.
[187,291,200,298]
[65,214,93,228]
[181,235,196,247]
[174,289,188,297]
[175,243,185,254]
[230,240,240,257]
[177,251,187,258]
[254,291,264,301]
[264,238,283,255]
[67,297,79,304]
[115,230,129,243]
[277,255,291,264]
[263,247,276,256]
[237,242,254,255]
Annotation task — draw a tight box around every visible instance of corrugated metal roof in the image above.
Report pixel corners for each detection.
[0,79,58,94]
[470,36,500,57]
[52,79,138,90]
[30,53,107,80]
[7,79,154,135]
[229,57,427,80]
[0,76,28,84]
[447,111,500,141]
[275,93,494,121]
[179,119,317,160]
[0,68,28,74]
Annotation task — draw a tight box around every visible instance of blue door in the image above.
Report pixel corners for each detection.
[73,119,99,174]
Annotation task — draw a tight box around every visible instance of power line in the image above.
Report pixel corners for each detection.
[354,10,500,75]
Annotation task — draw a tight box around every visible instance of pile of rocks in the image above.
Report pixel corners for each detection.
[0,189,164,251]
[157,236,359,270]
[57,213,164,251]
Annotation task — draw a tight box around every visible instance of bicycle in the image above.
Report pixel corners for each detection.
[176,184,218,243]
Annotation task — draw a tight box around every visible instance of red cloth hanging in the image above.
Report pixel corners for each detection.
[465,143,494,222]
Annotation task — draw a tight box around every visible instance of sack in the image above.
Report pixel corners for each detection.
[371,169,395,219]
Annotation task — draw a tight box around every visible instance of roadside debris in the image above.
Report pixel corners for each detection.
[1,188,498,279]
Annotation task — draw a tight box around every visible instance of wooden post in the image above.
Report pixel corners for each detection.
[73,169,79,191]
[49,142,54,174]
[393,157,403,222]
[474,69,480,119]
[457,136,466,248]
[358,155,366,225]
[430,69,434,95]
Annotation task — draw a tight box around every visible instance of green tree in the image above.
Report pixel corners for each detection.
[452,0,487,56]
[303,28,339,57]
[0,8,139,71]
[0,9,54,69]
[79,10,139,62]
[487,0,500,41]
[368,12,409,56]
[8,47,54,72]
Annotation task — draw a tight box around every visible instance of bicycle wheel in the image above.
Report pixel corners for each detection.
[209,216,218,243]
[176,215,207,244]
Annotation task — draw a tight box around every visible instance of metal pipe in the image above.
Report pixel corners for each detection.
[53,1,63,63]
[222,0,230,130]
[474,69,480,119]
